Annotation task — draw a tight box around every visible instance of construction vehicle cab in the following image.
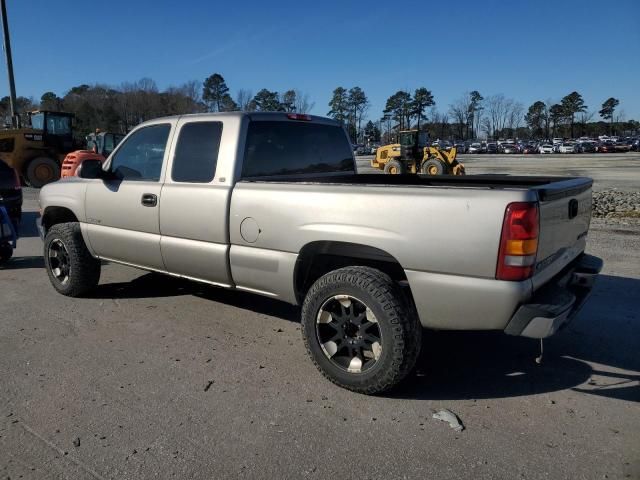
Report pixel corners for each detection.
[0,110,76,187]
[60,130,125,178]
[371,129,465,176]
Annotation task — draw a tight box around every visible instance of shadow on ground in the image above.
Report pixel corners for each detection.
[87,273,300,321]
[0,255,44,270]
[90,272,640,402]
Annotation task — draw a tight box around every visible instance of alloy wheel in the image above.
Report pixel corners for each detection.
[48,239,71,285]
[316,295,383,373]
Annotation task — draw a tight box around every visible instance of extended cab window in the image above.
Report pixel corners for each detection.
[242,121,354,178]
[110,124,171,181]
[172,122,223,183]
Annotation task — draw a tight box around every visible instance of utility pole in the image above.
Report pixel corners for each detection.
[1,0,18,128]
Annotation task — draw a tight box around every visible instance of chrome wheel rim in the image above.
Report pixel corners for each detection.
[316,295,383,373]
[48,239,70,284]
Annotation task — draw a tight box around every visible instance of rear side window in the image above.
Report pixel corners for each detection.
[172,122,223,183]
[242,121,354,178]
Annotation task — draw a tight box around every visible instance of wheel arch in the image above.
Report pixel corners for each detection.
[41,206,79,235]
[294,240,411,304]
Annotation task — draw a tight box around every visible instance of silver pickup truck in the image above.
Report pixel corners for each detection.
[38,112,602,394]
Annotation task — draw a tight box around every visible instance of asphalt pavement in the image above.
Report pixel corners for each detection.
[1,156,639,479]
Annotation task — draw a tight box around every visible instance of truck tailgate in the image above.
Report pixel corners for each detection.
[532,178,593,290]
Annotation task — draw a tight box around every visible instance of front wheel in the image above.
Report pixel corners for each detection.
[301,266,421,394]
[44,222,101,296]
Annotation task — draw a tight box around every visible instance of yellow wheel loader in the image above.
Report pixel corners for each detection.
[371,130,465,175]
[0,111,76,187]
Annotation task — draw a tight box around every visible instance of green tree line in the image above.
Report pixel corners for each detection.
[1,72,636,142]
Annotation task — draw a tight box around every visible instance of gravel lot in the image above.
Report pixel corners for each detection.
[1,154,639,479]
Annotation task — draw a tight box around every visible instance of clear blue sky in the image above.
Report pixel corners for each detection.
[2,0,639,120]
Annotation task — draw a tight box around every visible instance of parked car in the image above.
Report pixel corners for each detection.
[37,111,603,394]
[552,138,564,145]
[454,142,467,153]
[596,142,616,153]
[559,143,575,154]
[468,142,483,154]
[500,144,519,154]
[538,144,554,154]
[614,142,632,153]
[0,159,22,230]
[486,143,498,153]
[575,142,596,153]
[523,144,538,154]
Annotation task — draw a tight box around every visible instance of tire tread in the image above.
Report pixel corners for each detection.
[44,222,100,297]
[301,266,421,394]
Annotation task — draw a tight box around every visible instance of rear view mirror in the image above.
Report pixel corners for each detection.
[78,159,105,179]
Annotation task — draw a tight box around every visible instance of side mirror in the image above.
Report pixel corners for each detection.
[78,159,105,179]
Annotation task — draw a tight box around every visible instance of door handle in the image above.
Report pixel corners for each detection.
[141,193,157,207]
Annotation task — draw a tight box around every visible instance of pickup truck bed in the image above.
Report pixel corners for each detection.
[38,112,602,394]
[231,173,594,330]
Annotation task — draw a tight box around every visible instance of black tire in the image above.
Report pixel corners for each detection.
[301,266,421,394]
[421,158,447,175]
[44,222,101,296]
[25,157,60,188]
[0,243,12,265]
[383,159,406,174]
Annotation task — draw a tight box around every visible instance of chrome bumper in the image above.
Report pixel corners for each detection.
[504,254,603,339]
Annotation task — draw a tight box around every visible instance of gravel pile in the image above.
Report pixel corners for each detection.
[592,190,640,218]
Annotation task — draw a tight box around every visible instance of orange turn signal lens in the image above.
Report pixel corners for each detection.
[505,239,538,256]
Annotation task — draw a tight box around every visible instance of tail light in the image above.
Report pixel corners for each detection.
[496,202,539,281]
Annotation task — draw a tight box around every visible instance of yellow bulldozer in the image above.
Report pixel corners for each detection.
[371,130,465,175]
[0,111,76,187]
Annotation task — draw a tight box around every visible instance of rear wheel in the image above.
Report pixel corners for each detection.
[383,159,406,175]
[421,158,447,175]
[25,157,60,188]
[301,266,421,394]
[44,222,101,296]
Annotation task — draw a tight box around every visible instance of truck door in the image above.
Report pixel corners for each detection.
[159,119,232,287]
[85,122,173,270]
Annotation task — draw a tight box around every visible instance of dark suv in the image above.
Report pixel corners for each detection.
[0,160,22,229]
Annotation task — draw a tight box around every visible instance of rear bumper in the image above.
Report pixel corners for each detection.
[504,253,603,338]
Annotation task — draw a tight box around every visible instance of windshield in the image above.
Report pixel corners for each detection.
[46,115,72,135]
[399,133,416,146]
[30,113,45,130]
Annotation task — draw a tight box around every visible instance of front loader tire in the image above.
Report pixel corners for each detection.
[421,158,447,175]
[383,160,406,175]
[25,157,60,188]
